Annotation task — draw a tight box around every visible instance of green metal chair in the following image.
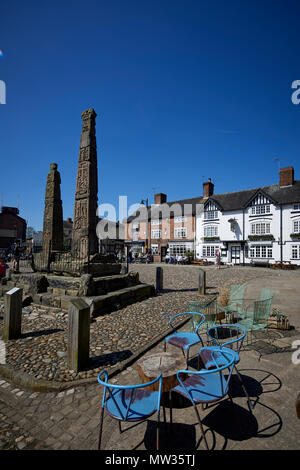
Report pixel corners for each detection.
[259,288,275,302]
[187,300,219,344]
[219,284,246,319]
[239,297,273,344]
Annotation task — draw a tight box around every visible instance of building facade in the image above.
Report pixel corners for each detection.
[195,166,300,266]
[125,193,200,262]
[0,207,27,249]
[125,167,300,266]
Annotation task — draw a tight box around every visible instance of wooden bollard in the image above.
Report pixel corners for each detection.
[3,287,23,340]
[68,298,90,373]
[198,269,206,295]
[156,267,163,292]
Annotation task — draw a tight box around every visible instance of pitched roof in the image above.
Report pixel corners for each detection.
[210,180,300,211]
[125,196,204,223]
[125,179,300,222]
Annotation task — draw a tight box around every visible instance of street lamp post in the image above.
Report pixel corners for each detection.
[140,198,149,254]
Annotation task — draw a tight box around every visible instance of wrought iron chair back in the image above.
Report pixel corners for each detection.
[229,284,246,306]
[187,300,218,332]
[259,288,275,302]
[253,298,273,325]
[169,311,206,336]
[206,324,246,353]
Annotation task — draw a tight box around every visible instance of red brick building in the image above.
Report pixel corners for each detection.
[0,207,27,249]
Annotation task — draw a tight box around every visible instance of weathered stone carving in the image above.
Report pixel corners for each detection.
[42,163,64,252]
[71,109,99,258]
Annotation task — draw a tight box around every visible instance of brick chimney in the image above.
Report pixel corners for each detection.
[203,178,214,198]
[280,166,294,187]
[154,193,167,204]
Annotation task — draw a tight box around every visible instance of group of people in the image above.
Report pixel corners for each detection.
[164,253,186,264]
[0,241,30,278]
[127,251,153,264]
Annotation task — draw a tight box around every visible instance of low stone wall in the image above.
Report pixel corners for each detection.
[32,251,121,277]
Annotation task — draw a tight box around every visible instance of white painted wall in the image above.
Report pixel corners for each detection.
[195,199,300,265]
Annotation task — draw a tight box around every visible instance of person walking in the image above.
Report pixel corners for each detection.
[215,248,221,269]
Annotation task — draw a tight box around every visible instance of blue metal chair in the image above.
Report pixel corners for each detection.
[198,324,253,412]
[97,370,163,450]
[170,348,236,450]
[164,312,206,367]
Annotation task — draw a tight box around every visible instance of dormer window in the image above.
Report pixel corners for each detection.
[204,201,218,220]
[251,205,270,215]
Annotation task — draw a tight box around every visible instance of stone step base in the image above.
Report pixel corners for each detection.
[86,283,155,318]
[30,283,155,315]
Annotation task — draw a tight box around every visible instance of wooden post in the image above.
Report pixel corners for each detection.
[3,287,23,340]
[198,269,206,295]
[156,267,163,292]
[68,298,90,372]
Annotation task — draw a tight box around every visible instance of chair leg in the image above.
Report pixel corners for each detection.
[118,420,122,434]
[194,404,209,450]
[186,349,189,369]
[156,411,160,450]
[169,390,173,429]
[98,406,105,450]
[164,341,167,352]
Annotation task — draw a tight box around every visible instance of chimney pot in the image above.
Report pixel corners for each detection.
[203,179,214,198]
[154,193,167,204]
[279,166,294,186]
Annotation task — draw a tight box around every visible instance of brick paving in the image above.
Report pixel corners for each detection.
[0,265,299,450]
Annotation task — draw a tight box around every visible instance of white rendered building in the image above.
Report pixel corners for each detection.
[195,167,300,266]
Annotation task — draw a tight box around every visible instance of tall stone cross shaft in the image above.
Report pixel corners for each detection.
[42,163,64,252]
[71,108,99,258]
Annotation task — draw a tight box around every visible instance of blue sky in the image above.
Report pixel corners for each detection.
[1,0,300,230]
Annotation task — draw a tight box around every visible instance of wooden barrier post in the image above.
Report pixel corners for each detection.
[68,298,90,372]
[3,287,23,340]
[156,267,163,292]
[198,269,206,295]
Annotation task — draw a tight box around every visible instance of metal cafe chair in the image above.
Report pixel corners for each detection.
[239,298,273,344]
[164,312,206,367]
[170,348,236,450]
[97,370,163,450]
[198,324,253,412]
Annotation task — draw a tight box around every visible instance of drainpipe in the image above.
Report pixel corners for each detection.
[242,208,245,266]
[280,204,283,263]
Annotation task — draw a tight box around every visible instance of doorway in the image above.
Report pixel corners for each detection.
[231,245,241,264]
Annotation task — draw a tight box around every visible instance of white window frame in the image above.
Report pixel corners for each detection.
[151,244,159,255]
[202,245,219,258]
[204,210,218,220]
[151,219,160,226]
[174,216,186,223]
[174,227,187,238]
[151,229,162,239]
[291,244,300,259]
[204,225,218,237]
[249,245,272,259]
[250,222,271,235]
[169,243,192,256]
[293,220,300,233]
[293,204,300,211]
[251,205,270,215]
